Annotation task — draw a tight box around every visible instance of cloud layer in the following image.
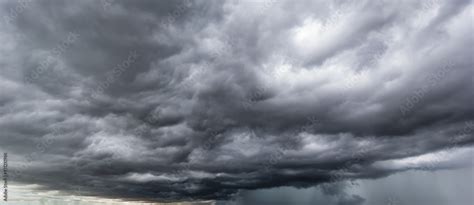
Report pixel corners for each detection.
[0,0,473,202]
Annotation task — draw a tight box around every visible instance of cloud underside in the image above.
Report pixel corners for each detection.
[0,0,473,202]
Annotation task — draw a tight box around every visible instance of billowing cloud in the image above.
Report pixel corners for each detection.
[0,0,472,202]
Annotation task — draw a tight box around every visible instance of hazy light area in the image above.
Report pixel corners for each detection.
[0,183,215,205]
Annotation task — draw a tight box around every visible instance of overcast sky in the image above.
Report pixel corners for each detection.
[0,0,473,204]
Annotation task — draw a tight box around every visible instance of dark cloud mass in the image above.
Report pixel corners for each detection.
[0,0,473,203]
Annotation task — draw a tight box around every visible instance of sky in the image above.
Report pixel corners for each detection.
[0,0,473,204]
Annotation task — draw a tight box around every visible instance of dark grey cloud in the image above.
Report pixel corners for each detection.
[0,0,472,203]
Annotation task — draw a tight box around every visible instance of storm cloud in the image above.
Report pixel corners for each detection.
[0,0,472,203]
